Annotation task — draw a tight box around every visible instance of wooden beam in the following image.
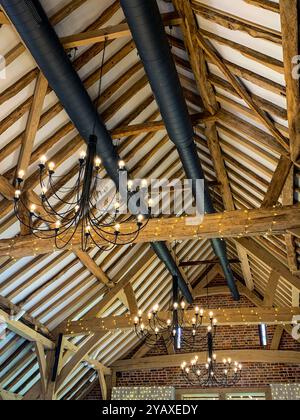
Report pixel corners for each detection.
[235,237,300,290]
[0,9,9,24]
[55,334,104,393]
[34,342,48,397]
[192,1,281,44]
[263,270,281,307]
[244,0,280,13]
[236,247,254,291]
[0,309,54,350]
[0,176,15,200]
[123,283,138,315]
[61,307,300,336]
[196,32,289,153]
[17,72,48,179]
[60,14,182,49]
[112,350,300,372]
[110,112,212,138]
[279,0,300,166]
[1,205,300,258]
[97,369,107,401]
[261,156,293,208]
[270,325,284,350]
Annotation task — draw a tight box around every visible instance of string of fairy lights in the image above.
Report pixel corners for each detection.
[4,204,288,258]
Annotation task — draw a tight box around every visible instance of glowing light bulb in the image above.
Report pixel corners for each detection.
[155,327,159,335]
[95,157,101,168]
[40,155,47,165]
[197,370,201,376]
[134,317,139,325]
[207,325,212,332]
[223,359,227,365]
[148,313,152,320]
[173,302,179,310]
[137,214,144,224]
[200,308,204,317]
[114,201,120,210]
[180,301,186,310]
[138,310,143,318]
[224,369,228,375]
[167,319,171,326]
[55,221,61,230]
[18,170,25,180]
[75,205,80,213]
[127,180,134,190]
[209,311,214,319]
[153,304,159,313]
[148,198,153,208]
[118,160,125,170]
[192,317,196,325]
[115,223,121,233]
[195,306,200,315]
[48,162,55,172]
[227,358,232,364]
[205,364,209,370]
[85,225,91,235]
[213,354,217,361]
[80,150,86,160]
[140,323,145,331]
[213,318,217,326]
[30,204,36,214]
[185,367,190,374]
[15,190,21,199]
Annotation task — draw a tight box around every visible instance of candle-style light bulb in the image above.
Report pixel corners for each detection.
[18,170,25,181]
[95,157,101,168]
[48,162,55,173]
[118,160,125,170]
[14,190,21,200]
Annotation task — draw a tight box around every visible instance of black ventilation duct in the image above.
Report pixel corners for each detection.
[1,0,193,303]
[120,0,240,300]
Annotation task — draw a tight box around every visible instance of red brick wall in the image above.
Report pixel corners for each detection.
[84,292,300,400]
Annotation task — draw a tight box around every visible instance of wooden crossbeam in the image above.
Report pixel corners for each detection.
[112,350,300,372]
[196,33,289,153]
[0,176,15,200]
[261,156,293,208]
[235,237,300,290]
[1,205,299,258]
[0,308,54,349]
[61,13,182,49]
[61,307,300,336]
[279,0,300,166]
[110,112,212,138]
[191,1,282,44]
[263,270,281,307]
[55,334,104,393]
[35,342,48,397]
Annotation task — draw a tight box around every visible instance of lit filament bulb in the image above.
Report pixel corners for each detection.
[95,157,101,168]
[48,162,55,173]
[200,309,204,317]
[115,223,121,233]
[15,190,21,200]
[79,150,86,161]
[40,155,47,166]
[173,302,179,310]
[118,160,125,170]
[55,221,61,230]
[137,214,144,225]
[18,170,25,181]
[127,180,134,191]
[180,301,186,310]
[134,317,139,325]
[85,225,91,235]
[30,204,36,214]
[209,311,214,320]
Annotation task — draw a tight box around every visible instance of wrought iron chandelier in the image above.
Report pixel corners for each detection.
[13,40,152,252]
[14,135,151,252]
[181,328,243,387]
[134,275,218,350]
